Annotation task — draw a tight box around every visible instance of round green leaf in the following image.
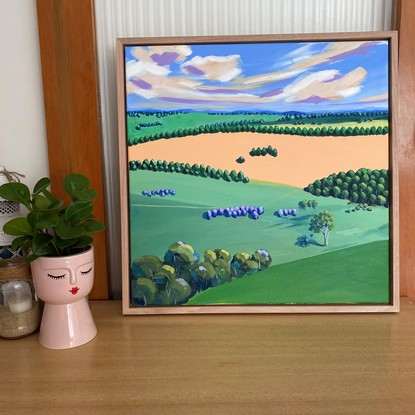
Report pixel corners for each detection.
[64,201,93,223]
[54,236,78,250]
[41,188,64,208]
[32,233,55,256]
[56,217,84,239]
[72,188,97,201]
[33,194,53,210]
[11,235,33,251]
[84,220,105,233]
[71,235,93,249]
[3,217,34,236]
[62,174,90,197]
[28,211,59,229]
[33,177,51,195]
[0,183,31,207]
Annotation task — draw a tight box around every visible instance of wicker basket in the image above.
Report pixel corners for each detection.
[0,258,40,339]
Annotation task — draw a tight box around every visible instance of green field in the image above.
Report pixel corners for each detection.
[127,111,388,140]
[129,170,389,304]
[187,241,390,305]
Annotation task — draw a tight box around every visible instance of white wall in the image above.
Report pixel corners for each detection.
[0,0,48,190]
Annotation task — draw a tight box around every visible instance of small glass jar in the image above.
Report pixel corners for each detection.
[0,259,40,339]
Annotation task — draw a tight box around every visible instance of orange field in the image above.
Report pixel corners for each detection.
[128,132,388,187]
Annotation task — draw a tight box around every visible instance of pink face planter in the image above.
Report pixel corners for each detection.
[31,247,97,349]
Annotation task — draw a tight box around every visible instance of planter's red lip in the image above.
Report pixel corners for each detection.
[70,287,80,295]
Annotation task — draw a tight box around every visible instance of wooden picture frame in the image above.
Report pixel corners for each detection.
[117,32,399,315]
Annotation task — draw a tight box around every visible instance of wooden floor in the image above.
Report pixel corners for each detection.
[1,299,415,415]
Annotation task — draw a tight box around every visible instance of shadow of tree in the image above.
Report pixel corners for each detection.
[295,234,324,248]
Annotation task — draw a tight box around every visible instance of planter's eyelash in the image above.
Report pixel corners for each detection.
[81,267,92,275]
[47,274,65,280]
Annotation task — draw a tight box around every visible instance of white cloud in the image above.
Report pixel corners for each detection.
[360,93,388,102]
[286,41,381,73]
[131,45,192,64]
[284,70,339,95]
[339,86,362,98]
[126,60,170,79]
[240,69,304,86]
[181,55,242,82]
[281,67,367,103]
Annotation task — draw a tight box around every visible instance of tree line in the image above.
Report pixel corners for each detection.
[131,242,272,306]
[129,159,249,183]
[128,122,388,146]
[305,168,389,207]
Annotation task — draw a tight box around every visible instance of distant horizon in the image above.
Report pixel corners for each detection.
[125,39,390,113]
[126,108,389,115]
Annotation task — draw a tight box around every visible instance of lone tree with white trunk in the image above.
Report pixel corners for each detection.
[308,210,334,247]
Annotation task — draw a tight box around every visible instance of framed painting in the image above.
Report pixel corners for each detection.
[117,32,399,314]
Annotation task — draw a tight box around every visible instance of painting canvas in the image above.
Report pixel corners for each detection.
[117,33,398,314]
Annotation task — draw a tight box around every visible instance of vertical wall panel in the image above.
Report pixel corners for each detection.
[94,0,394,298]
[395,0,415,298]
[37,0,109,299]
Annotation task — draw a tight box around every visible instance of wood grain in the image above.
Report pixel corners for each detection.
[1,299,415,414]
[395,0,415,298]
[36,0,108,299]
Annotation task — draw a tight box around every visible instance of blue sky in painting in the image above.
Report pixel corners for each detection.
[125,40,389,113]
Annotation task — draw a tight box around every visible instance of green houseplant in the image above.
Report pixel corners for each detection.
[0,173,105,262]
[0,173,105,349]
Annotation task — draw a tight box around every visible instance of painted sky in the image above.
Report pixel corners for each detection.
[124,40,389,113]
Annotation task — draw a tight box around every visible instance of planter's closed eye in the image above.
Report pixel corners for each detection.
[81,267,92,275]
[47,274,65,280]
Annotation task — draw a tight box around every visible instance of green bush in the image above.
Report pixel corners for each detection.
[131,242,272,306]
[305,168,389,207]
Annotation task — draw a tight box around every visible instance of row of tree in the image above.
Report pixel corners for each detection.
[305,168,389,207]
[131,242,272,306]
[129,159,249,183]
[277,110,388,122]
[128,110,388,120]
[298,199,318,209]
[249,145,278,157]
[207,111,276,116]
[127,122,388,146]
[135,121,162,128]
[127,110,189,118]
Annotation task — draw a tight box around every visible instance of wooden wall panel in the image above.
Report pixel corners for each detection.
[36,0,109,299]
[395,0,415,298]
